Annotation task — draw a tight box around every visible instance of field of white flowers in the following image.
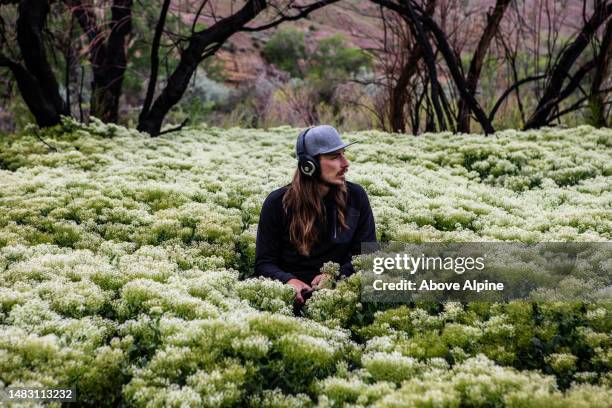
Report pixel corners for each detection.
[0,118,610,407]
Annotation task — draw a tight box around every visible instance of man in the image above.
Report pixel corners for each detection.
[255,125,377,309]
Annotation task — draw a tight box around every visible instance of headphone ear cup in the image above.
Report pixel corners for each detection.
[299,154,319,177]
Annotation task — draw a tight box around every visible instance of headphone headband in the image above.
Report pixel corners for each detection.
[297,126,318,177]
[297,126,314,158]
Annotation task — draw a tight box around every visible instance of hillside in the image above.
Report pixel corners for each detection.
[185,0,590,85]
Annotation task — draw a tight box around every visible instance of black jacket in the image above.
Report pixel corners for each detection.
[255,181,377,284]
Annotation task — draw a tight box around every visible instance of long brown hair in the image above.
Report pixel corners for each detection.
[282,169,348,256]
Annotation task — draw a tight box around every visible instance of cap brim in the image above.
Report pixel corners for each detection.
[319,141,358,155]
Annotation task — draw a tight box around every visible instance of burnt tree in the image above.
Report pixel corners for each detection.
[588,18,611,127]
[137,0,268,136]
[372,0,495,134]
[66,0,132,123]
[384,0,435,133]
[456,0,511,133]
[137,0,338,136]
[524,0,612,129]
[0,0,68,127]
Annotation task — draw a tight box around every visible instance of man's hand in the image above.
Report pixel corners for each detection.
[311,274,330,289]
[287,278,312,305]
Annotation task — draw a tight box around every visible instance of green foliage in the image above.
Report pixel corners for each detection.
[307,35,372,81]
[262,28,307,78]
[235,277,295,315]
[262,31,371,86]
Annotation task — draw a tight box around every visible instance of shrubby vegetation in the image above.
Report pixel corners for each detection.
[262,28,309,78]
[263,29,372,82]
[0,120,610,406]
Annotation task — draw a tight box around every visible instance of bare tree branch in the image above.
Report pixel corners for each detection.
[138,0,270,136]
[524,0,612,129]
[241,0,339,32]
[158,117,189,135]
[488,74,546,122]
[589,17,612,127]
[457,0,511,132]
[140,0,170,120]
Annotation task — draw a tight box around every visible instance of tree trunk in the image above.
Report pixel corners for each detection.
[389,63,412,133]
[588,18,611,128]
[0,56,62,127]
[67,0,132,123]
[139,0,171,122]
[387,0,435,133]
[12,0,67,126]
[90,0,132,123]
[401,1,447,131]
[389,49,421,133]
[457,0,511,133]
[137,0,268,136]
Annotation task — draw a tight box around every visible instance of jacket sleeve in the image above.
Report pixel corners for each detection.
[255,193,297,284]
[340,186,377,278]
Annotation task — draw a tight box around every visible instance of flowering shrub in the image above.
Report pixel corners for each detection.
[0,119,610,405]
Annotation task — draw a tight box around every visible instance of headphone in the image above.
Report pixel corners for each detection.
[297,127,320,178]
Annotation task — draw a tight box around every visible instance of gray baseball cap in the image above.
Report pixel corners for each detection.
[296,125,358,157]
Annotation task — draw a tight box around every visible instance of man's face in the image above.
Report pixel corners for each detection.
[318,149,349,186]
